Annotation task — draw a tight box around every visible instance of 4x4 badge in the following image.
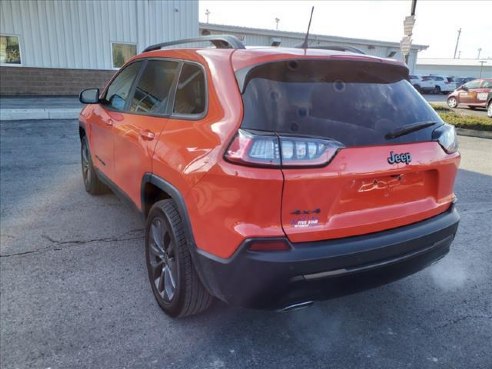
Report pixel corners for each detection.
[387,151,411,165]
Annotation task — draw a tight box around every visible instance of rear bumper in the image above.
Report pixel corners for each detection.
[192,205,459,310]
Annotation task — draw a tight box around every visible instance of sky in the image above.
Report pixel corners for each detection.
[199,0,492,59]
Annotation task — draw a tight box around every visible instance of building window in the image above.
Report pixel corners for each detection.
[112,43,136,69]
[0,35,21,65]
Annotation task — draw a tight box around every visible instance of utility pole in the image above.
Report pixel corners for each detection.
[477,48,482,59]
[275,17,280,30]
[479,61,486,78]
[453,28,461,59]
[205,9,210,23]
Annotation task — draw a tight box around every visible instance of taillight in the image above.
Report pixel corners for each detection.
[225,129,343,168]
[433,124,458,154]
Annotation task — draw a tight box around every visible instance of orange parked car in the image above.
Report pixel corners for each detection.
[79,36,460,317]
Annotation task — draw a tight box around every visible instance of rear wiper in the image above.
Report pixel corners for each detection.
[385,121,438,140]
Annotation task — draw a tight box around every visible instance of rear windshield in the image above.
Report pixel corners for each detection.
[239,60,442,146]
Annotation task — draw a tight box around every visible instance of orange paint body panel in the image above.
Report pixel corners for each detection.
[111,113,166,206]
[281,142,460,243]
[187,163,284,259]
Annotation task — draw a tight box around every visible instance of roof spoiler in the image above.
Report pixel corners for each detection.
[143,35,246,52]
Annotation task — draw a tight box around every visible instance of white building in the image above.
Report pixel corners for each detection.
[415,58,492,78]
[199,23,427,73]
[1,0,428,96]
[0,0,198,95]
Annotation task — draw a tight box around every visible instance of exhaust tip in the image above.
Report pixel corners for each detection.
[277,300,314,312]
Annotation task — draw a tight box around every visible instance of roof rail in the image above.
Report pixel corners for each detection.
[309,45,366,55]
[143,35,245,52]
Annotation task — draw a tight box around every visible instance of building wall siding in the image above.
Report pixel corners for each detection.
[0,0,198,70]
[0,66,115,95]
[415,65,492,78]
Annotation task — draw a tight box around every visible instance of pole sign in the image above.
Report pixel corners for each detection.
[401,15,415,57]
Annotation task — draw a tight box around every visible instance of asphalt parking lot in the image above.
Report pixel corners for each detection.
[1,119,491,369]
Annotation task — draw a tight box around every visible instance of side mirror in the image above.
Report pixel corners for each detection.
[460,85,469,91]
[79,88,100,104]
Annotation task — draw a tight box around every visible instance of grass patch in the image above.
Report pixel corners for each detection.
[430,103,492,131]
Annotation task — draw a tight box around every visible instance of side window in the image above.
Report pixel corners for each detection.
[105,62,142,110]
[481,81,492,88]
[173,63,206,116]
[465,81,481,89]
[129,60,179,114]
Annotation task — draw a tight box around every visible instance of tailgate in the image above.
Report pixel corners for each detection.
[281,142,459,243]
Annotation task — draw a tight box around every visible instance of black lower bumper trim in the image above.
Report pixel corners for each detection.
[192,206,459,309]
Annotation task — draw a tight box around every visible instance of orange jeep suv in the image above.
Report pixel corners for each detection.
[79,36,460,317]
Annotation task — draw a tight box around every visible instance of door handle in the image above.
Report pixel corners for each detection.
[106,119,113,126]
[140,129,155,141]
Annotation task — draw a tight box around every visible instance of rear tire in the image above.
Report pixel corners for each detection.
[81,136,107,195]
[434,86,441,94]
[487,101,492,118]
[468,106,476,110]
[145,199,213,317]
[447,97,458,108]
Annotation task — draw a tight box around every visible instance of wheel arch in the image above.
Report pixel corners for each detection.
[141,173,217,296]
[79,120,86,141]
[141,174,195,245]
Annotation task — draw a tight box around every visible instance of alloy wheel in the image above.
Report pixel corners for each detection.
[148,217,177,302]
[81,140,91,187]
[447,97,457,109]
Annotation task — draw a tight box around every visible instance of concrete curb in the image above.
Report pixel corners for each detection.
[0,108,81,121]
[456,127,492,139]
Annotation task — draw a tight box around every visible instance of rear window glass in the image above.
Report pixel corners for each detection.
[239,60,442,146]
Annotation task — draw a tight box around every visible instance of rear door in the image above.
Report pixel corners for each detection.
[474,80,492,106]
[459,80,482,104]
[112,59,180,207]
[238,59,458,243]
[421,76,434,90]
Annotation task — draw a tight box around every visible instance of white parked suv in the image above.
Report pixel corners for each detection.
[409,75,435,93]
[427,75,458,94]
